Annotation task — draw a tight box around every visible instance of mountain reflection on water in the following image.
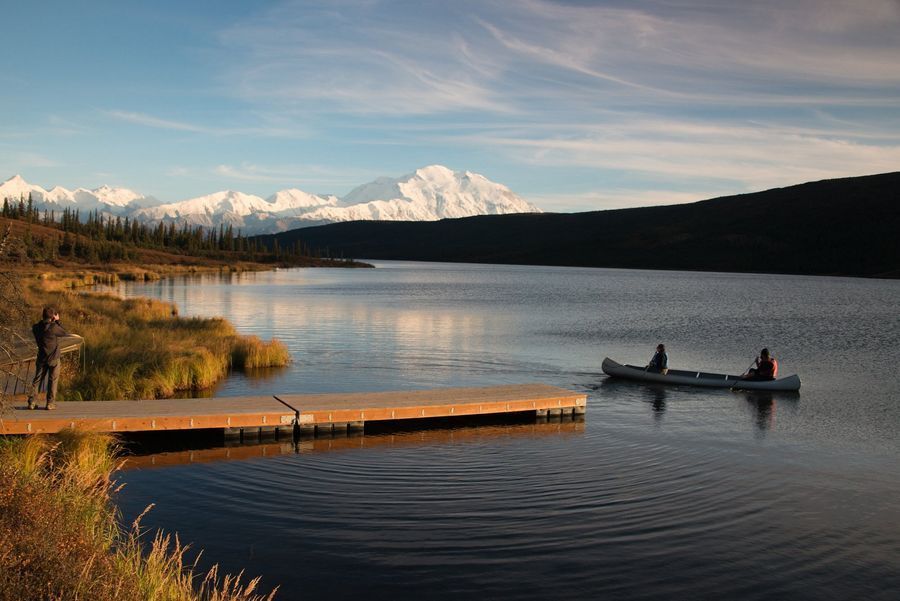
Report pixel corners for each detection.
[110,262,900,601]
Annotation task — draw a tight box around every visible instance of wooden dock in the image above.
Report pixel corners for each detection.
[0,384,587,436]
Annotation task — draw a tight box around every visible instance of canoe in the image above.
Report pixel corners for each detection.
[601,357,801,391]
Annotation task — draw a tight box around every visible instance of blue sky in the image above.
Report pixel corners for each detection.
[2,0,898,211]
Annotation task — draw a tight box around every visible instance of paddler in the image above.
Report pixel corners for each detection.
[743,348,778,381]
[647,343,668,375]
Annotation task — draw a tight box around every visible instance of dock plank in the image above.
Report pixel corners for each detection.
[0,384,586,435]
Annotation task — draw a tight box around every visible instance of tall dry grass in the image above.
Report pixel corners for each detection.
[19,283,290,401]
[230,337,291,370]
[0,430,277,601]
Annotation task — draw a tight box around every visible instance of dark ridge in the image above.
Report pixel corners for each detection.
[257,172,900,278]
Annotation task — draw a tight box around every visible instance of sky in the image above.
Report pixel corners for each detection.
[1,0,899,211]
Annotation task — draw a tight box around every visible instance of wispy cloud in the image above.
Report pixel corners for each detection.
[107,110,310,138]
[503,0,900,89]
[214,163,293,183]
[452,115,900,192]
[216,2,515,115]
[206,0,900,206]
[1,151,59,169]
[166,166,192,178]
[109,111,207,133]
[0,115,90,140]
[215,0,900,118]
[213,162,379,192]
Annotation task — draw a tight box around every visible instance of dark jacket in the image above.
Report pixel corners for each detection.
[649,350,668,371]
[32,319,70,366]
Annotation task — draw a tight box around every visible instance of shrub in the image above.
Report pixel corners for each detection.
[0,431,277,601]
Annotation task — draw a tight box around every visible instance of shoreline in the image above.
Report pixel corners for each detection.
[7,269,292,402]
[0,264,302,598]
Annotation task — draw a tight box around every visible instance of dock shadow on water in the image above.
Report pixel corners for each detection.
[119,412,586,470]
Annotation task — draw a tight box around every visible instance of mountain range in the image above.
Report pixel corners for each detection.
[0,166,540,234]
[262,172,900,278]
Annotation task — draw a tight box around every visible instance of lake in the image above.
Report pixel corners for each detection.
[110,262,900,600]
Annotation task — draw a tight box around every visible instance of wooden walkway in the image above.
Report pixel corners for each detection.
[0,384,587,436]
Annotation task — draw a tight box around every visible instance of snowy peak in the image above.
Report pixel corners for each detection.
[89,185,149,208]
[341,176,404,206]
[146,190,266,217]
[0,175,156,212]
[340,165,538,220]
[134,188,342,230]
[3,174,31,187]
[0,174,47,200]
[266,189,339,211]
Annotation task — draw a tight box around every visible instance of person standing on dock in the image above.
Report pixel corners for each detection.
[648,344,668,374]
[26,306,69,410]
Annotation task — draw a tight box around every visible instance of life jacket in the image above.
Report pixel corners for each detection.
[758,357,778,380]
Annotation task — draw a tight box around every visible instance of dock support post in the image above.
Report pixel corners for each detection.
[241,427,260,442]
[348,421,364,432]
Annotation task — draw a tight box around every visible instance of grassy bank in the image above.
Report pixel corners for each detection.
[0,430,276,600]
[21,279,290,401]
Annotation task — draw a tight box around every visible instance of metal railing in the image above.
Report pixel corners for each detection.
[0,335,84,396]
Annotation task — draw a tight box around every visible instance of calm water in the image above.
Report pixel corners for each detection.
[111,262,900,600]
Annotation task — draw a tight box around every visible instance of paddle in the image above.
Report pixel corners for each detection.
[740,358,757,377]
[730,358,758,391]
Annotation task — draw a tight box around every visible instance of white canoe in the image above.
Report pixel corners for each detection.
[601,357,801,391]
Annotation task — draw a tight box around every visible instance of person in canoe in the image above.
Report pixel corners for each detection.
[743,348,778,381]
[647,343,668,374]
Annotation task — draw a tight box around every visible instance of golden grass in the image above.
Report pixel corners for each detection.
[231,337,291,370]
[0,430,277,601]
[19,281,290,401]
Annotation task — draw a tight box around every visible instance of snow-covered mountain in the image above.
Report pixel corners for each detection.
[134,189,341,230]
[2,166,541,234]
[329,165,536,220]
[0,174,157,213]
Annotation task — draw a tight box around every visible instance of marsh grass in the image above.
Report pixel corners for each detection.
[231,337,291,370]
[0,430,276,601]
[20,282,290,401]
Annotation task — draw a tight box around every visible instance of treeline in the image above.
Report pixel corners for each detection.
[1,193,326,264]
